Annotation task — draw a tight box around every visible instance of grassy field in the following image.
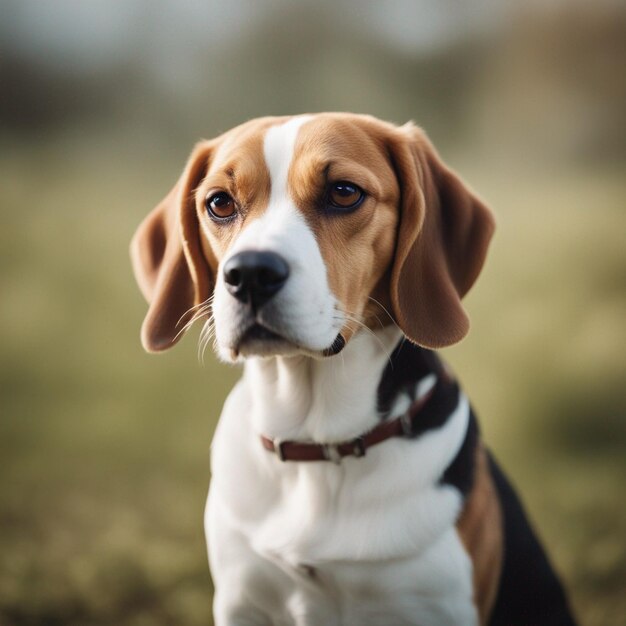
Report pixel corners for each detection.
[1,131,624,625]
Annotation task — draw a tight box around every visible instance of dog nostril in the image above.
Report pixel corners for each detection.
[224,267,241,287]
[258,267,284,287]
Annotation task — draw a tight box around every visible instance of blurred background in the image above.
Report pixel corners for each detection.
[1,0,624,624]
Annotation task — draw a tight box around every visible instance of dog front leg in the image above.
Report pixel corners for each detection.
[207,491,296,625]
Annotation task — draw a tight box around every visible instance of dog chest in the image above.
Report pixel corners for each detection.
[258,528,479,626]
[208,380,478,624]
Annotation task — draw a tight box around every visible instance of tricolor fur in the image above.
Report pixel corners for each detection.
[131,113,577,625]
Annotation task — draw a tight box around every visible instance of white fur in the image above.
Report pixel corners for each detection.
[207,330,477,626]
[205,119,478,625]
[212,116,342,362]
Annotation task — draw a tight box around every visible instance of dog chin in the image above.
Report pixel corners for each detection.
[217,323,343,362]
[217,323,302,362]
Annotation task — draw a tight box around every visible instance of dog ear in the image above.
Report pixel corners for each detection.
[389,124,495,349]
[130,142,214,352]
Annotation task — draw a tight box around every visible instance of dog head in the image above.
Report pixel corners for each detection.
[131,113,495,361]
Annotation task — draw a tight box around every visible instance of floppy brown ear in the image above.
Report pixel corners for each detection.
[389,125,495,349]
[130,142,214,353]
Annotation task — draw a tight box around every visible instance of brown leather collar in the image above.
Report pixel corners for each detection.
[260,375,452,464]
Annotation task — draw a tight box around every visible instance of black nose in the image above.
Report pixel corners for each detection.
[223,251,290,311]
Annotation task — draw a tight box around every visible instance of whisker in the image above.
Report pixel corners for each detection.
[174,308,212,343]
[173,295,217,344]
[197,317,216,365]
[175,294,215,329]
[337,310,394,367]
[366,296,401,333]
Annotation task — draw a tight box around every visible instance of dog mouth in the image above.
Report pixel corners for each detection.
[241,323,285,344]
[234,323,296,358]
[233,323,345,359]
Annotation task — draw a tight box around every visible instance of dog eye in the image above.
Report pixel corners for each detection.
[327,182,365,211]
[206,192,236,220]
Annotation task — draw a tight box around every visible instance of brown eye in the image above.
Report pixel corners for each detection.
[327,181,365,211]
[206,192,236,220]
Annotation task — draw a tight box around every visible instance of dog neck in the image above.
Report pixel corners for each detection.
[243,326,440,444]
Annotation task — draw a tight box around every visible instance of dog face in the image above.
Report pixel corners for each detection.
[131,113,495,360]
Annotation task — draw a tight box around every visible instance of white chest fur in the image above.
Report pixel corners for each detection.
[206,330,478,626]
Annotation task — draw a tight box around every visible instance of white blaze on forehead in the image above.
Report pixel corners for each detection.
[264,115,312,204]
[229,115,314,253]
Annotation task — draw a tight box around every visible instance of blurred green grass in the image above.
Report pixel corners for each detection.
[0,130,625,626]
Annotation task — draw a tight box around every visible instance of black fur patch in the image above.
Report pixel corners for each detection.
[487,453,578,626]
[377,339,443,417]
[441,407,479,496]
[376,339,477,496]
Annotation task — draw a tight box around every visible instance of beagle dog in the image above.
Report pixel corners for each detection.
[131,114,577,626]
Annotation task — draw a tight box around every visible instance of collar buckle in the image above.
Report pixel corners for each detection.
[274,439,287,462]
[400,410,414,437]
[351,436,366,457]
[322,443,342,465]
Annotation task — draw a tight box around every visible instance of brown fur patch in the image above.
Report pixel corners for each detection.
[456,444,504,625]
[287,114,402,340]
[385,124,496,349]
[193,117,279,262]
